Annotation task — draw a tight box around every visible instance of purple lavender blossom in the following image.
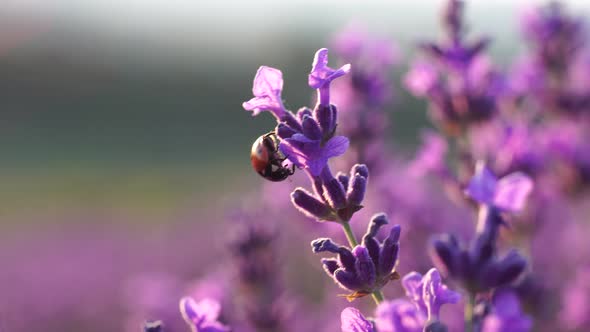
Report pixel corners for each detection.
[309,48,352,107]
[280,135,349,176]
[465,163,533,212]
[341,307,375,332]
[312,215,401,298]
[242,66,286,119]
[402,268,460,321]
[179,297,229,332]
[481,290,532,332]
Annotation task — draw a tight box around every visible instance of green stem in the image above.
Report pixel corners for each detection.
[340,220,385,305]
[371,290,385,304]
[464,292,476,332]
[341,221,359,247]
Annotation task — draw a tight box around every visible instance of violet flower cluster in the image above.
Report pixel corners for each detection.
[312,214,401,299]
[125,2,590,332]
[341,268,460,332]
[240,47,463,332]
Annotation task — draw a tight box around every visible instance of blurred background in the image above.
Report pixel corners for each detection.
[1,0,589,331]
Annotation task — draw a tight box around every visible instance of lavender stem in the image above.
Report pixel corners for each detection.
[464,292,475,332]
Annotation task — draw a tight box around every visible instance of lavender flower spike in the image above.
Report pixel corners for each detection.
[179,297,229,332]
[309,48,351,106]
[465,162,533,212]
[402,268,460,321]
[312,219,402,299]
[341,307,375,332]
[243,66,286,119]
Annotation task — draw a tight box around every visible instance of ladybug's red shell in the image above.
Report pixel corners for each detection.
[250,136,270,173]
[250,132,295,182]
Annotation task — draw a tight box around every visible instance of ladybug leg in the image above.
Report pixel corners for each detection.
[288,164,296,175]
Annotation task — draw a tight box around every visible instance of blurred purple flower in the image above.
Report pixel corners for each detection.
[402,268,460,321]
[243,66,286,119]
[465,163,533,212]
[520,3,585,71]
[405,0,501,135]
[404,62,439,97]
[179,297,229,332]
[559,267,590,330]
[481,290,532,332]
[374,299,426,332]
[431,207,528,293]
[340,307,375,332]
[409,131,448,178]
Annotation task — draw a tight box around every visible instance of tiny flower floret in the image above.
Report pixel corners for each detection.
[341,307,375,332]
[280,134,349,176]
[309,48,352,89]
[465,162,533,212]
[243,66,286,119]
[180,296,229,332]
[402,268,460,320]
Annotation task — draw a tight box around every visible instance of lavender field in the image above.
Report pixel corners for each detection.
[1,1,590,331]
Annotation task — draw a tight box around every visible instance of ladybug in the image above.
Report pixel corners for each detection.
[250,132,295,182]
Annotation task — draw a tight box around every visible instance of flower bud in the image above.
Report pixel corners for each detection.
[276,123,297,140]
[353,246,377,287]
[365,214,389,238]
[336,172,350,189]
[280,110,302,132]
[311,238,340,253]
[302,115,323,140]
[379,225,401,275]
[314,103,335,135]
[321,258,339,275]
[296,107,312,121]
[291,188,332,221]
[494,250,527,286]
[346,174,367,207]
[323,178,347,210]
[351,164,369,179]
[335,269,363,291]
